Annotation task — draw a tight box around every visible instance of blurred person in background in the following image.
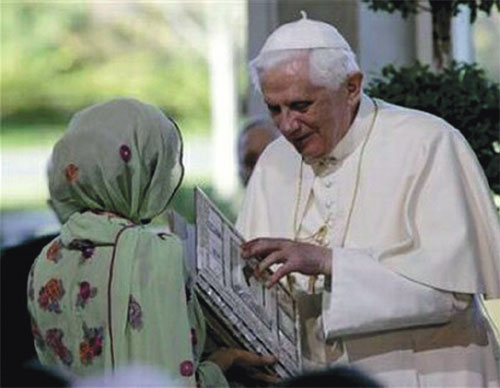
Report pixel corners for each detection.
[27,98,275,386]
[278,364,382,387]
[238,116,280,186]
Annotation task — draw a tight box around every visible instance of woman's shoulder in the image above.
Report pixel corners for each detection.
[130,228,189,286]
[30,235,64,273]
[131,227,185,261]
[133,227,182,245]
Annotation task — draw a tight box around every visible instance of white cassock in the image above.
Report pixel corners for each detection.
[236,94,500,387]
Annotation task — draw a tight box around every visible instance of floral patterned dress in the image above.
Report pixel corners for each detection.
[28,211,227,387]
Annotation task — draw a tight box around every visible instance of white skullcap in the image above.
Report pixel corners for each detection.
[259,11,352,54]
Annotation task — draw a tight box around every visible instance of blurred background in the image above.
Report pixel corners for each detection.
[1,2,247,247]
[1,0,499,248]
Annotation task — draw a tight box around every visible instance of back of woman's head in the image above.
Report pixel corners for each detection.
[49,98,184,224]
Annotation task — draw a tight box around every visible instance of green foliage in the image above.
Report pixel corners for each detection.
[1,3,211,132]
[1,124,64,149]
[363,0,420,18]
[363,0,500,22]
[366,61,500,195]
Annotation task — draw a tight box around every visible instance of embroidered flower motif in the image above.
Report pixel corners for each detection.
[119,144,132,163]
[45,328,73,366]
[64,163,79,183]
[68,239,95,263]
[127,295,143,331]
[179,360,194,377]
[79,341,92,365]
[190,328,197,346]
[82,246,94,259]
[38,278,65,313]
[46,240,62,263]
[30,315,45,350]
[79,323,104,365]
[76,281,97,309]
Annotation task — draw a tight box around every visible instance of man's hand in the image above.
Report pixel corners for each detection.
[241,238,332,287]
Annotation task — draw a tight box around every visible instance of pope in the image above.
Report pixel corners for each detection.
[237,13,500,387]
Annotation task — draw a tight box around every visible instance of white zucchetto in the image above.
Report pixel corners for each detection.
[259,11,353,54]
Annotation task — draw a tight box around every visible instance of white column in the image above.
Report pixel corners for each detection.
[415,4,435,68]
[247,0,278,117]
[451,6,474,63]
[358,0,416,85]
[207,3,238,198]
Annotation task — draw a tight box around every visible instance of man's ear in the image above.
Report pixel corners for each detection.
[346,72,363,105]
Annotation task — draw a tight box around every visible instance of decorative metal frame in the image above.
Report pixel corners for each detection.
[195,187,302,377]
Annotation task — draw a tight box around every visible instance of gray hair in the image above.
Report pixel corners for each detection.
[249,48,360,93]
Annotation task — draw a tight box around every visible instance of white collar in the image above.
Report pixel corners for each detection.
[330,93,375,162]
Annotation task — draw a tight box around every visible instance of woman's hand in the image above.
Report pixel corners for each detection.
[208,347,278,383]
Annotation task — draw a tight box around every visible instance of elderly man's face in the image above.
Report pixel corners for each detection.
[261,55,358,159]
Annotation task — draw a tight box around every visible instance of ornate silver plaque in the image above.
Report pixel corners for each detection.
[194,187,302,378]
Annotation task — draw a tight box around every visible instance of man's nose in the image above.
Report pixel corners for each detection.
[279,110,300,135]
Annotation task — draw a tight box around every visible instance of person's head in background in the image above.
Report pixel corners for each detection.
[237,116,279,186]
[278,365,382,387]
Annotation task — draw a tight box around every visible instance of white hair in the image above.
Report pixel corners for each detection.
[249,48,360,93]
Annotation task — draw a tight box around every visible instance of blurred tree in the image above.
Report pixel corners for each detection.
[1,3,212,132]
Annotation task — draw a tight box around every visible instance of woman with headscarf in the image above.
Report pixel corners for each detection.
[27,98,273,386]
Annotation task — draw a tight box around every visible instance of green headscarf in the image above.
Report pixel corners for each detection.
[28,99,227,386]
[49,98,184,224]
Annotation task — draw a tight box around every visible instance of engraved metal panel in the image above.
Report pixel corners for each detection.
[195,187,302,378]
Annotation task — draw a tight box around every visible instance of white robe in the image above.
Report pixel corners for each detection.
[236,95,500,387]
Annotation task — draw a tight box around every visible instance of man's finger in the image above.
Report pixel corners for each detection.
[241,238,282,258]
[241,238,289,259]
[266,265,291,288]
[257,251,285,274]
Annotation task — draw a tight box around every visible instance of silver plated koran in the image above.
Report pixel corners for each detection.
[194,187,302,378]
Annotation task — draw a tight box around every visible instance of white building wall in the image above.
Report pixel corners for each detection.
[358,1,416,86]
